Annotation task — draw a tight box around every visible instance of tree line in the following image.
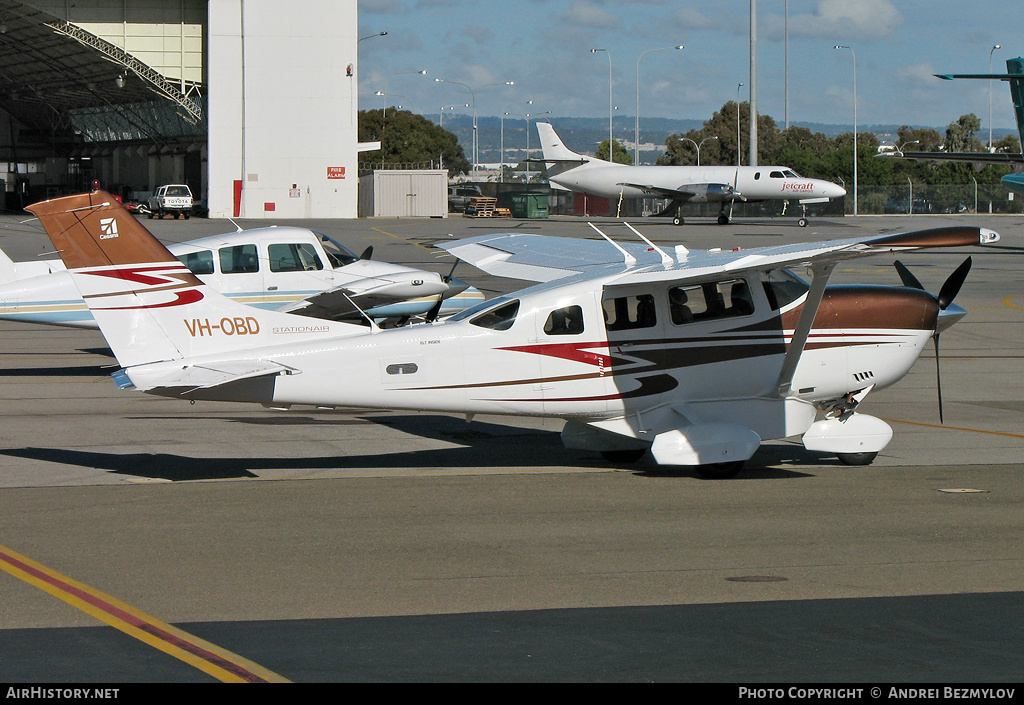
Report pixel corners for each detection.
[361,104,1020,191]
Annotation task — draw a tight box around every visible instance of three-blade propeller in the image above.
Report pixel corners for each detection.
[893,256,972,424]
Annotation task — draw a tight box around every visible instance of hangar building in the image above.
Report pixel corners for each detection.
[0,0,362,219]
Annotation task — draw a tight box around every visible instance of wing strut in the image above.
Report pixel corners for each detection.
[773,263,835,397]
[587,222,637,265]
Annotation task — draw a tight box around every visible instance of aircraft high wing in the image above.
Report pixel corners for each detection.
[535,122,846,226]
[0,224,482,329]
[25,191,999,478]
[876,57,1024,194]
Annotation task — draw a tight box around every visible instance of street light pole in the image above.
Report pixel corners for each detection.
[383,70,426,118]
[635,45,683,165]
[736,83,744,167]
[592,48,612,160]
[990,44,1002,150]
[678,136,718,166]
[835,44,857,216]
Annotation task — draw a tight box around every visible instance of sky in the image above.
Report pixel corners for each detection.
[358,0,1021,137]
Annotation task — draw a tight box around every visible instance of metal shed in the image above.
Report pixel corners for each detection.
[358,170,448,218]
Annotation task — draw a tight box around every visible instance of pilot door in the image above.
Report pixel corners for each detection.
[532,292,613,414]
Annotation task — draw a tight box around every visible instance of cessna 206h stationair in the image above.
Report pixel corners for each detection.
[537,122,846,227]
[0,224,481,328]
[26,192,997,478]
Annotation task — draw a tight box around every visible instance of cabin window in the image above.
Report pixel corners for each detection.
[754,172,761,180]
[269,243,324,272]
[470,300,520,331]
[219,244,259,274]
[669,279,754,325]
[604,294,656,330]
[761,269,809,310]
[543,306,584,335]
[177,250,214,275]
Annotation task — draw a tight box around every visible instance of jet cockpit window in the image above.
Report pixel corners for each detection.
[782,169,801,178]
[177,250,214,275]
[219,244,259,274]
[770,171,786,178]
[761,269,809,310]
[669,279,754,325]
[469,299,520,331]
[543,306,584,335]
[604,294,656,330]
[268,243,324,272]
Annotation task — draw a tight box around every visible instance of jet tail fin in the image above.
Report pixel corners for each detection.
[0,247,15,283]
[25,191,362,369]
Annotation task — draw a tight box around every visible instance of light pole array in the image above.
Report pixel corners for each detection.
[435,78,514,174]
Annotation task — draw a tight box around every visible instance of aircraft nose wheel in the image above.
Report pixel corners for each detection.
[798,217,808,227]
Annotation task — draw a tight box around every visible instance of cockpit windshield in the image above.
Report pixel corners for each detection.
[315,232,361,267]
[761,268,809,310]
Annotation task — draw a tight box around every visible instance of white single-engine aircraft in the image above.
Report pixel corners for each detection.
[0,225,482,328]
[536,122,847,226]
[26,192,998,478]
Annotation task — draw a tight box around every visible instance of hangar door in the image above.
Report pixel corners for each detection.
[358,170,447,217]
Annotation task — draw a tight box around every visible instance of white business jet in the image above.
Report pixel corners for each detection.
[536,122,846,226]
[26,191,996,478]
[0,225,481,328]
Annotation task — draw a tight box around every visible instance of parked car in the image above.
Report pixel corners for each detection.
[147,184,194,219]
[448,184,483,213]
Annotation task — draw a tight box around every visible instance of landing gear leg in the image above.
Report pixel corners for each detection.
[717,206,730,226]
[673,205,684,226]
[797,203,809,228]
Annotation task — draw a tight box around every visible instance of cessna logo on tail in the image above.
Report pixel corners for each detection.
[99,217,119,240]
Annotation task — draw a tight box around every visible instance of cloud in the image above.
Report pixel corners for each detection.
[562,1,621,30]
[780,0,904,41]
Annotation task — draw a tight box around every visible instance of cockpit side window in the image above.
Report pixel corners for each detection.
[177,250,214,275]
[603,294,656,330]
[219,244,259,274]
[268,243,324,272]
[470,300,520,331]
[770,171,785,178]
[543,305,584,335]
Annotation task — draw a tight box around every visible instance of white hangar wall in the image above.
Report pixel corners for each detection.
[207,0,360,219]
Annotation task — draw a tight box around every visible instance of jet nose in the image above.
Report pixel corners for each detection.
[822,180,846,198]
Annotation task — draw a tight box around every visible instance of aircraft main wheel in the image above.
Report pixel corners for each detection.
[695,461,744,479]
[672,216,683,226]
[717,214,730,225]
[600,449,647,463]
[798,218,808,227]
[836,452,877,466]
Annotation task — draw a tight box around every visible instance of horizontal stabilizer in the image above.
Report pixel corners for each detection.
[116,359,294,392]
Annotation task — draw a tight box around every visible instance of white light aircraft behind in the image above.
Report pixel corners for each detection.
[26,191,997,478]
[0,224,481,328]
[537,122,846,226]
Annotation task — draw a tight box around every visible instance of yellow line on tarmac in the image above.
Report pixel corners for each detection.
[370,226,436,252]
[1003,295,1024,311]
[0,543,290,683]
[885,418,1024,440]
